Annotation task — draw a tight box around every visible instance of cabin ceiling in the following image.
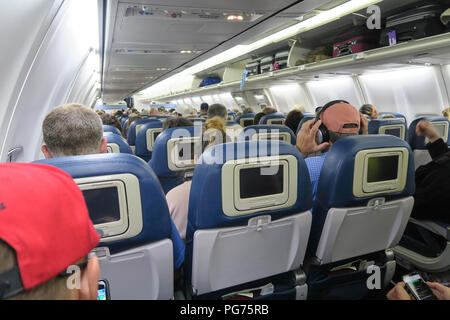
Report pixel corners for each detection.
[102,0,336,103]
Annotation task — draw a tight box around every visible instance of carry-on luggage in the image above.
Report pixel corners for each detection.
[333,27,380,57]
[273,51,289,71]
[246,60,260,76]
[306,45,333,63]
[260,56,274,73]
[199,76,221,87]
[380,3,449,47]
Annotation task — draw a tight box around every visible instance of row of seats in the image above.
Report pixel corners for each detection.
[35,134,416,299]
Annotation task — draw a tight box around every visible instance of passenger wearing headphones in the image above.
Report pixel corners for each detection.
[296,100,368,198]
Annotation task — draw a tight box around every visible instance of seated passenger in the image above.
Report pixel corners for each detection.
[285,109,305,133]
[41,103,185,270]
[100,113,124,137]
[359,104,378,120]
[0,163,100,300]
[199,102,209,115]
[410,120,450,223]
[163,117,194,130]
[442,107,450,120]
[207,103,228,121]
[243,107,254,114]
[293,104,306,113]
[296,100,368,198]
[150,107,159,115]
[41,103,107,158]
[387,281,450,300]
[166,117,227,240]
[253,112,265,125]
[126,114,142,136]
[175,104,197,118]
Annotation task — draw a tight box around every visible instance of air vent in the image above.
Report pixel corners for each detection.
[124,5,263,22]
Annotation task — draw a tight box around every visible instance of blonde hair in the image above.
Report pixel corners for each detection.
[0,241,74,300]
[203,117,227,150]
[293,104,306,113]
[442,108,450,120]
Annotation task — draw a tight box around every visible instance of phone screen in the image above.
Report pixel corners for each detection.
[98,280,109,300]
[404,273,437,300]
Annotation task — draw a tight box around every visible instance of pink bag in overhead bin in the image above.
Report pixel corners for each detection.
[333,26,381,58]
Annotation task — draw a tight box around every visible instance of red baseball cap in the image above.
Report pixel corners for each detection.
[321,102,360,134]
[0,163,100,297]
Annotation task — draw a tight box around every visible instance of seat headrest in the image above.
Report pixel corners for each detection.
[34,153,172,254]
[235,113,256,127]
[378,113,407,122]
[317,135,415,208]
[259,112,286,125]
[408,116,450,149]
[150,126,200,176]
[135,121,164,158]
[103,125,122,136]
[296,115,315,134]
[188,141,312,230]
[104,133,132,154]
[239,125,296,145]
[368,119,407,140]
[127,119,161,146]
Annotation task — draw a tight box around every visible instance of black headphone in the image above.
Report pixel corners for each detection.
[315,100,350,144]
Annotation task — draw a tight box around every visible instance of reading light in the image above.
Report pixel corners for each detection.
[180,50,193,54]
[227,15,244,21]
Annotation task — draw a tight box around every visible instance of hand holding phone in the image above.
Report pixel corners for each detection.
[403,273,437,300]
[98,280,110,300]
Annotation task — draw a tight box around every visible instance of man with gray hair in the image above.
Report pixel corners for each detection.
[41,103,107,158]
[207,103,228,120]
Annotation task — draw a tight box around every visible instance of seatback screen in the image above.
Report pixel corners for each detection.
[367,156,399,183]
[178,142,195,161]
[243,119,254,127]
[82,187,121,225]
[153,131,161,142]
[239,166,284,199]
[270,120,284,125]
[384,128,401,138]
[433,123,446,138]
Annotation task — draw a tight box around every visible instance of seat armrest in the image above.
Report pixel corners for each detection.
[409,218,450,240]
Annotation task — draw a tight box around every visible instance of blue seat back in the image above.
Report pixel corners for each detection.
[149,126,199,194]
[368,119,408,140]
[239,125,296,145]
[378,112,407,123]
[104,133,132,154]
[135,121,164,162]
[103,125,122,136]
[34,153,172,253]
[235,113,256,127]
[260,112,286,125]
[308,135,415,263]
[408,116,450,150]
[296,115,315,134]
[127,119,161,146]
[185,141,313,296]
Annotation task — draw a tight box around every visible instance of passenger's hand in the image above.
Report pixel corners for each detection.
[296,119,330,155]
[386,282,413,300]
[427,282,450,300]
[416,120,440,143]
[360,113,369,135]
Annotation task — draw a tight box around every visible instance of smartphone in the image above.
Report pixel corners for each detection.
[97,280,110,300]
[403,273,437,300]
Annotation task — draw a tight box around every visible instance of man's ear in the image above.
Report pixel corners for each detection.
[100,137,108,153]
[41,145,53,159]
[79,256,100,300]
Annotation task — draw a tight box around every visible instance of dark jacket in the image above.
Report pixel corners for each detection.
[411,138,450,224]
